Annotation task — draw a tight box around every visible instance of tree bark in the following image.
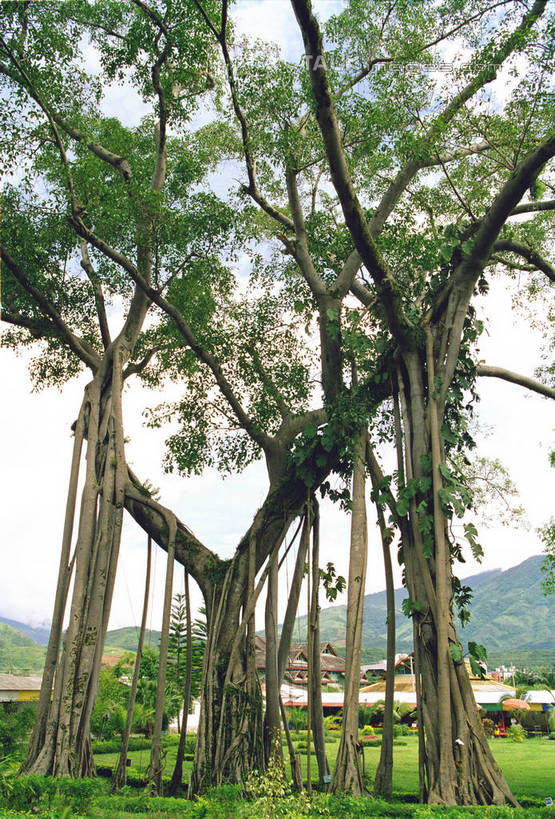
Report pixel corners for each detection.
[264,557,283,767]
[25,351,129,777]
[22,397,85,771]
[309,504,329,785]
[148,516,176,794]
[396,347,518,805]
[331,429,368,795]
[112,536,152,791]
[372,490,396,798]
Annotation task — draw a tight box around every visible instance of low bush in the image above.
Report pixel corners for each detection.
[0,775,103,812]
[507,724,527,742]
[0,706,35,758]
[92,732,186,755]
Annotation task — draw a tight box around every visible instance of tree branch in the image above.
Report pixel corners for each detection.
[125,468,219,601]
[285,168,327,295]
[123,345,162,379]
[191,0,294,232]
[509,198,555,216]
[0,246,100,370]
[492,239,555,282]
[69,213,271,450]
[0,40,133,183]
[291,0,414,349]
[80,240,111,348]
[477,365,555,399]
[437,132,555,405]
[0,309,52,339]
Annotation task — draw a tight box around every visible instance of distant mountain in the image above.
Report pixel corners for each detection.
[104,627,161,652]
[0,622,46,675]
[0,616,50,646]
[0,620,161,675]
[2,555,551,675]
[289,555,554,666]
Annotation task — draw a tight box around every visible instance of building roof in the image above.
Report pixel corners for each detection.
[360,669,515,706]
[255,635,345,675]
[524,689,555,705]
[0,674,42,691]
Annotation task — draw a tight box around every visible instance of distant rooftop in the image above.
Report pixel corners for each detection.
[0,674,42,691]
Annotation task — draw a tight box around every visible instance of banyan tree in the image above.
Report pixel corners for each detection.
[1,0,554,806]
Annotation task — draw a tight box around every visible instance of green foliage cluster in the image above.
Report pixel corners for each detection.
[0,705,35,757]
[167,596,205,706]
[0,774,102,813]
[506,724,527,743]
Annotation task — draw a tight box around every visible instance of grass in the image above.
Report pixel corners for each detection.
[93,733,555,800]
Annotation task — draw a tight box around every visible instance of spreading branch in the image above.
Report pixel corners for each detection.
[510,198,555,216]
[0,246,100,371]
[477,365,555,399]
[291,0,414,349]
[79,241,111,348]
[492,239,555,282]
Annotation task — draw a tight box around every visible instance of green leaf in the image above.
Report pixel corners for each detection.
[440,244,452,261]
[401,598,413,617]
[468,641,487,662]
[469,657,482,677]
[396,496,410,517]
[439,463,452,480]
[449,642,463,663]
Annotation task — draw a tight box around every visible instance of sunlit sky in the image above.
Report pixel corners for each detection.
[1,0,553,636]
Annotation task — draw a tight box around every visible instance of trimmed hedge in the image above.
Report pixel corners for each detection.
[92,733,188,754]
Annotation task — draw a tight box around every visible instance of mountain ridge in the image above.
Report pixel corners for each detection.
[1,555,552,673]
[286,555,553,665]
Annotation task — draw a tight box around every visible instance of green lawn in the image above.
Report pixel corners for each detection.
[93,733,555,800]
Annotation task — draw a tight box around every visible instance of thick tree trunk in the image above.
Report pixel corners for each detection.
[331,429,368,795]
[190,478,314,794]
[396,348,517,806]
[112,536,152,791]
[191,569,264,793]
[169,570,194,795]
[22,397,86,772]
[25,354,128,777]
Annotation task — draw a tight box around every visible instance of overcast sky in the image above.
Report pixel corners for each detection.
[0,0,553,636]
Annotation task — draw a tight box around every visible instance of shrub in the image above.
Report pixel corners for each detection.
[324,714,342,732]
[0,775,102,812]
[481,718,495,737]
[0,706,35,758]
[285,706,308,731]
[507,723,527,742]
